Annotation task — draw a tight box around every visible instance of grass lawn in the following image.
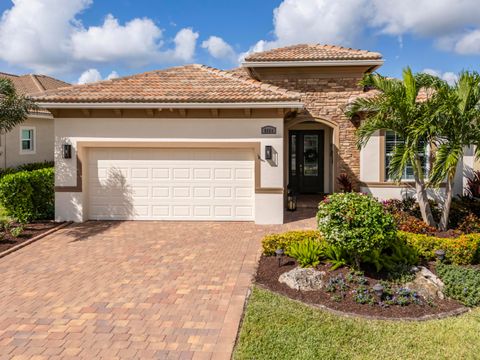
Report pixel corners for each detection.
[234,287,480,360]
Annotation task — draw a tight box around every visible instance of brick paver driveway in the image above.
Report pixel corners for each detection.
[0,214,315,359]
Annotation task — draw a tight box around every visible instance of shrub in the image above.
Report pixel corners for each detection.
[361,236,419,273]
[0,168,54,223]
[466,170,480,198]
[392,211,436,235]
[262,230,322,256]
[399,231,480,265]
[436,263,480,307]
[448,197,480,230]
[317,193,397,268]
[458,213,480,234]
[337,173,353,193]
[286,238,323,268]
[0,161,54,179]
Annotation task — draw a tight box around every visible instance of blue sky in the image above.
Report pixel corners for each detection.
[1,0,480,84]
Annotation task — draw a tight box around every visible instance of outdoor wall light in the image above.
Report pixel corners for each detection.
[275,248,285,268]
[435,249,446,262]
[63,144,72,159]
[265,145,273,160]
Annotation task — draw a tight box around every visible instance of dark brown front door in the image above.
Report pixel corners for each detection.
[288,130,324,194]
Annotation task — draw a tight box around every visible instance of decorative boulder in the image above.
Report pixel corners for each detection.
[405,266,445,300]
[279,267,326,291]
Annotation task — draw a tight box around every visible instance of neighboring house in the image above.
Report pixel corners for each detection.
[0,72,69,169]
[33,44,477,224]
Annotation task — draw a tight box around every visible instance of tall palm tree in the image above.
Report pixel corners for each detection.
[423,71,480,230]
[0,78,37,132]
[346,68,437,227]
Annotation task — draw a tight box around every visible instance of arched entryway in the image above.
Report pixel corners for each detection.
[284,116,339,196]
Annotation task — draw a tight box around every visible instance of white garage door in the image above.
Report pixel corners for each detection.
[87,148,255,221]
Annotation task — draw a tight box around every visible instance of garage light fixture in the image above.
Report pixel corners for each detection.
[63,144,72,159]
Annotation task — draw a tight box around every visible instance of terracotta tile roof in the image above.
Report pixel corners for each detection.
[0,72,69,116]
[0,72,69,96]
[244,44,383,62]
[32,65,301,105]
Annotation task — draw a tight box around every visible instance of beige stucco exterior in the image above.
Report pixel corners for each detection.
[54,116,285,224]
[0,115,54,168]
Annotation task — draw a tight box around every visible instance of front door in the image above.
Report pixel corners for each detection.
[289,130,324,194]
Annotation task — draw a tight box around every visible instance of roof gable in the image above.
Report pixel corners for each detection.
[0,72,69,96]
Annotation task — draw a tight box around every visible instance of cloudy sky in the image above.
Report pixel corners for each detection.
[1,0,479,84]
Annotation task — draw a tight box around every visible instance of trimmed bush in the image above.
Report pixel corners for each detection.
[0,161,54,179]
[0,168,54,223]
[317,193,397,267]
[399,231,480,265]
[436,263,480,307]
[262,230,322,256]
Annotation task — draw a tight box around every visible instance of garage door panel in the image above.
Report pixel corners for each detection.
[87,148,255,221]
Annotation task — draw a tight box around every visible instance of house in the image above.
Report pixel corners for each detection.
[0,72,69,168]
[33,44,477,224]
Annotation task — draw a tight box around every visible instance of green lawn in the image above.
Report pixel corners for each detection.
[234,287,480,360]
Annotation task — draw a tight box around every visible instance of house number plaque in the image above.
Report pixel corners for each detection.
[261,125,277,135]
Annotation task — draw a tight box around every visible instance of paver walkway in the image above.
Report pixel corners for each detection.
[0,213,316,360]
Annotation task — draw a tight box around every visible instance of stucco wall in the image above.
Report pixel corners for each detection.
[0,116,54,168]
[54,116,285,224]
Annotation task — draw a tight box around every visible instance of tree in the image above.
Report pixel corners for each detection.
[346,68,437,227]
[0,78,37,132]
[421,71,480,230]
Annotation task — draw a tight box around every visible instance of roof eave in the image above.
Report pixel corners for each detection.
[36,101,304,110]
[241,59,384,68]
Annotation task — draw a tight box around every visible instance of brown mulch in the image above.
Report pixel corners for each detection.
[256,255,465,319]
[0,222,58,253]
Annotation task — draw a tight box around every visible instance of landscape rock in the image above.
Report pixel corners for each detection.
[278,267,326,291]
[405,266,445,300]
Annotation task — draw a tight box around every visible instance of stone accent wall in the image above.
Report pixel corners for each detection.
[258,74,365,191]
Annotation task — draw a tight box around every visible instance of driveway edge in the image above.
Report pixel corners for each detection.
[0,222,72,260]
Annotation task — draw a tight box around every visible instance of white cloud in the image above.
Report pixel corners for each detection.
[453,30,480,55]
[106,71,119,80]
[201,36,236,61]
[422,68,459,85]
[72,14,163,64]
[77,68,121,84]
[0,0,200,74]
[172,28,199,61]
[0,0,91,73]
[244,0,480,58]
[77,68,102,84]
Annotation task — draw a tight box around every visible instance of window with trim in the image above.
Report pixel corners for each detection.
[20,127,35,153]
[385,130,428,181]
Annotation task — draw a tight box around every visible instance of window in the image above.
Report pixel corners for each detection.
[20,127,35,153]
[385,131,428,181]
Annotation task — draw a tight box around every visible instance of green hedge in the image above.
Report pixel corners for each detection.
[262,230,322,256]
[399,231,480,265]
[0,167,54,223]
[0,161,54,179]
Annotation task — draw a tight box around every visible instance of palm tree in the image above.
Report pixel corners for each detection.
[346,68,437,227]
[0,78,37,132]
[422,71,480,230]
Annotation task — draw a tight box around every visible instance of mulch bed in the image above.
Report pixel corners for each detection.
[256,255,465,319]
[0,222,58,253]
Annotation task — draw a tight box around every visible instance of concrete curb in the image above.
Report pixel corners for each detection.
[0,222,72,260]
